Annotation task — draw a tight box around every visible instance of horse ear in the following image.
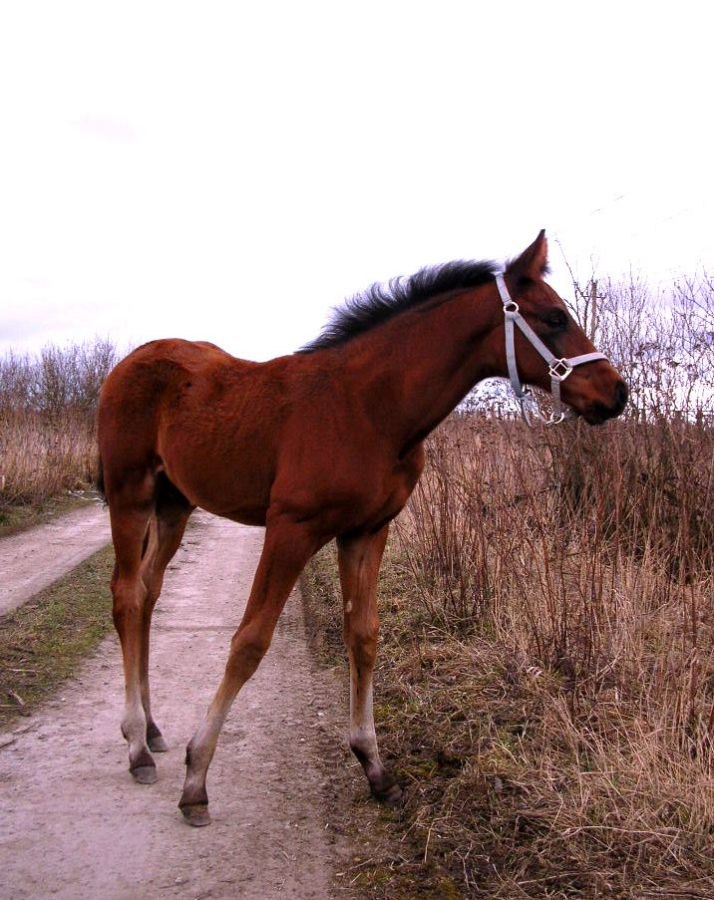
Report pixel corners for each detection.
[506,229,549,282]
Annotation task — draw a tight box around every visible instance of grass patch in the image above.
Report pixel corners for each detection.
[369,592,714,897]
[0,493,95,539]
[305,538,714,898]
[0,544,115,728]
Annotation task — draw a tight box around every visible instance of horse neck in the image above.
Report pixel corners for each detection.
[345,286,500,450]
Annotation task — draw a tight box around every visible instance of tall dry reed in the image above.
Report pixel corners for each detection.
[389,413,714,894]
[0,340,117,506]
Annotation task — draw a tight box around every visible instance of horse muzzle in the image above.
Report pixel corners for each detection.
[579,378,628,425]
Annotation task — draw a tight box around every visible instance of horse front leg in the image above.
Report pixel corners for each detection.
[337,525,402,804]
[179,517,320,826]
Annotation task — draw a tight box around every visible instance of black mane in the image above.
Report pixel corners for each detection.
[298,259,497,354]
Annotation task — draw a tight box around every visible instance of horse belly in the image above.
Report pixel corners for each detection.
[159,430,274,526]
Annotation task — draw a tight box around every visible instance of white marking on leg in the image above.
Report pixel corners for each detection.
[122,683,153,772]
[182,678,245,804]
[123,693,145,742]
[349,661,383,774]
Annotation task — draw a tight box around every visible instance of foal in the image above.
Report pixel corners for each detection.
[97,232,627,825]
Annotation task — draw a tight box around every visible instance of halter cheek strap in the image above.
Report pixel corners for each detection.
[495,274,607,425]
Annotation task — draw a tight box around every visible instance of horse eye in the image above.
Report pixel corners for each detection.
[544,309,568,331]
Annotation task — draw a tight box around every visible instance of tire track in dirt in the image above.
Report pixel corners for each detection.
[0,512,353,899]
[0,504,111,615]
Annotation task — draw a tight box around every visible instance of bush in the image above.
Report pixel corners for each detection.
[0,340,117,506]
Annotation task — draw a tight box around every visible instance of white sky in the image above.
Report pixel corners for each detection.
[1,1,712,360]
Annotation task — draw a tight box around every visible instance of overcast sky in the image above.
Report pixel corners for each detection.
[1,2,712,361]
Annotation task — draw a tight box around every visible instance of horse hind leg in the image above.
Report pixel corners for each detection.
[337,525,402,805]
[109,481,158,784]
[138,518,167,753]
[138,479,194,753]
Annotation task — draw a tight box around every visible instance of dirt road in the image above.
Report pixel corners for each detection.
[0,503,111,615]
[0,512,352,899]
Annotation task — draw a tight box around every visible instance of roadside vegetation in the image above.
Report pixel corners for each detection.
[303,272,714,898]
[0,545,115,728]
[0,340,117,529]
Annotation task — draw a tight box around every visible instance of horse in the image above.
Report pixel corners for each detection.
[97,231,627,826]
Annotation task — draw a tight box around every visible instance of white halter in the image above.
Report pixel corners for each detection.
[495,273,607,425]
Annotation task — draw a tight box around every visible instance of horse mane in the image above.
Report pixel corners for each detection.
[298,259,498,354]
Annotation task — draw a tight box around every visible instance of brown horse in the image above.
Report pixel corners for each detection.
[97,232,627,826]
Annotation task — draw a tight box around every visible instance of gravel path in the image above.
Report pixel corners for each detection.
[0,503,111,615]
[0,512,352,899]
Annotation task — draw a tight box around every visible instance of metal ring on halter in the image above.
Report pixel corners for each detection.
[547,411,567,426]
[503,300,519,314]
[548,358,573,381]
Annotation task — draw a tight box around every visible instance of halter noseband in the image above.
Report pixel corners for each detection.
[495,273,607,426]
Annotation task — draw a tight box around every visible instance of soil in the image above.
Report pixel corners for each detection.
[0,511,356,899]
[0,503,111,615]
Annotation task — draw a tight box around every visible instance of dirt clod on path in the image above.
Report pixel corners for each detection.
[0,512,353,899]
[0,503,111,615]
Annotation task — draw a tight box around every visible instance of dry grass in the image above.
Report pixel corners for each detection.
[0,340,116,508]
[0,409,98,505]
[303,413,714,898]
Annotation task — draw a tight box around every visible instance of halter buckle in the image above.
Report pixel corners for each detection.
[548,358,573,381]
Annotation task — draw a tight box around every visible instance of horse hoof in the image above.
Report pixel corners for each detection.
[148,734,169,753]
[131,765,158,785]
[374,781,403,807]
[181,803,211,827]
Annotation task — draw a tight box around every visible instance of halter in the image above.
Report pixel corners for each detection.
[495,273,607,426]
